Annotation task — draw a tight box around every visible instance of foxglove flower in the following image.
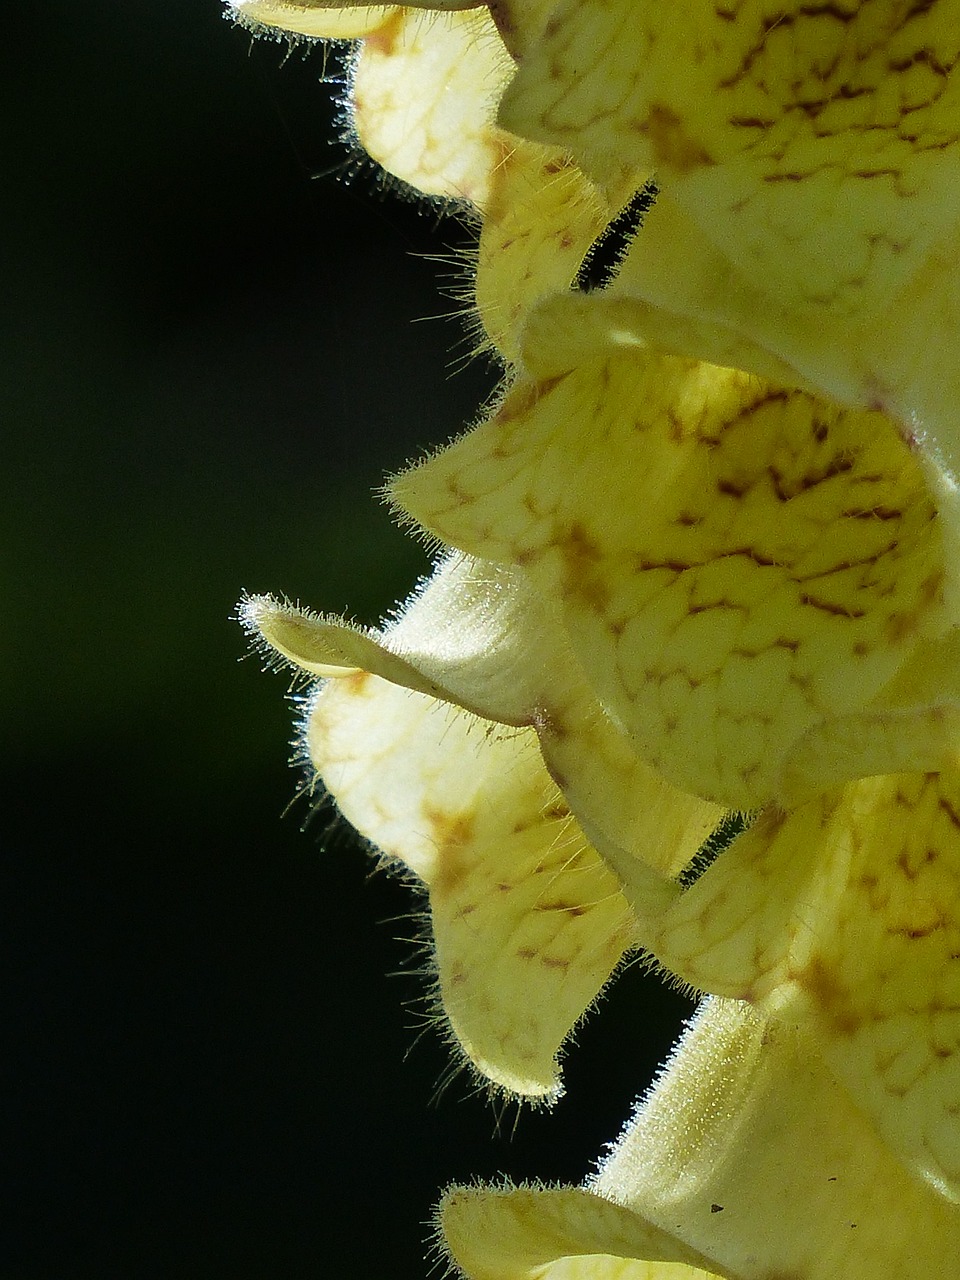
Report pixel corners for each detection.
[443,1000,960,1279]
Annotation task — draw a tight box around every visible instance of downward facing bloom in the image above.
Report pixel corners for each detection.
[231,0,960,1274]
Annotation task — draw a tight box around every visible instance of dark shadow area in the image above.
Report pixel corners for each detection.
[2,5,694,1276]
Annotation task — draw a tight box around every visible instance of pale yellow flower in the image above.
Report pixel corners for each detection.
[442,1000,960,1280]
[242,553,719,1096]
[392,343,954,811]
[496,0,960,476]
[621,767,960,1201]
[230,1,513,206]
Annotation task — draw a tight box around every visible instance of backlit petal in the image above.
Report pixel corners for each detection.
[243,555,721,878]
[640,773,960,1198]
[306,671,633,1097]
[393,349,946,807]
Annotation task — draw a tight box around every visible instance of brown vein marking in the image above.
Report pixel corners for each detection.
[641,103,714,173]
[648,667,704,689]
[666,407,685,443]
[890,915,946,940]
[635,556,693,573]
[717,476,753,498]
[497,373,567,423]
[796,952,862,1036]
[425,805,476,899]
[768,453,856,500]
[341,670,373,696]
[762,171,811,183]
[891,48,952,77]
[535,901,588,917]
[841,505,903,520]
[852,168,902,180]
[362,7,407,56]
[794,545,897,581]
[689,598,750,615]
[729,115,777,128]
[939,794,960,830]
[788,82,871,121]
[722,546,778,567]
[718,4,861,90]
[799,593,866,618]
[859,871,891,913]
[558,522,610,611]
[896,845,938,882]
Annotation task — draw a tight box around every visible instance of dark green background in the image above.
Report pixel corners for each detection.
[3,5,692,1276]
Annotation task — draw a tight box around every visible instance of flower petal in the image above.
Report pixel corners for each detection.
[498,0,960,471]
[475,145,612,362]
[351,7,513,205]
[392,349,946,807]
[594,1000,960,1277]
[442,1184,723,1280]
[243,555,721,878]
[228,1,403,40]
[639,772,960,1199]
[306,670,634,1097]
[442,1001,960,1279]
[500,0,960,327]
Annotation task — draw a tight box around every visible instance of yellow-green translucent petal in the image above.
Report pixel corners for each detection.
[499,0,960,474]
[475,145,611,362]
[500,0,960,320]
[594,1000,960,1277]
[440,1002,960,1279]
[244,556,721,879]
[442,1185,724,1280]
[472,0,558,62]
[393,351,946,807]
[228,1,402,39]
[306,672,633,1096]
[617,179,960,487]
[352,7,512,205]
[642,774,960,1199]
[518,290,810,391]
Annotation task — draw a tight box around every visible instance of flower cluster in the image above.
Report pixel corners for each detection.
[232,2,960,1275]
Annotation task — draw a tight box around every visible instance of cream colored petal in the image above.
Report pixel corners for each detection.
[442,1184,724,1280]
[469,0,558,62]
[306,670,634,1097]
[518,290,810,391]
[228,1,493,39]
[616,183,960,495]
[593,999,960,1278]
[496,0,960,485]
[392,350,946,808]
[777,627,960,801]
[441,1001,960,1278]
[243,555,721,880]
[637,773,960,1199]
[499,0,960,319]
[474,144,612,362]
[228,2,403,40]
[351,7,513,205]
